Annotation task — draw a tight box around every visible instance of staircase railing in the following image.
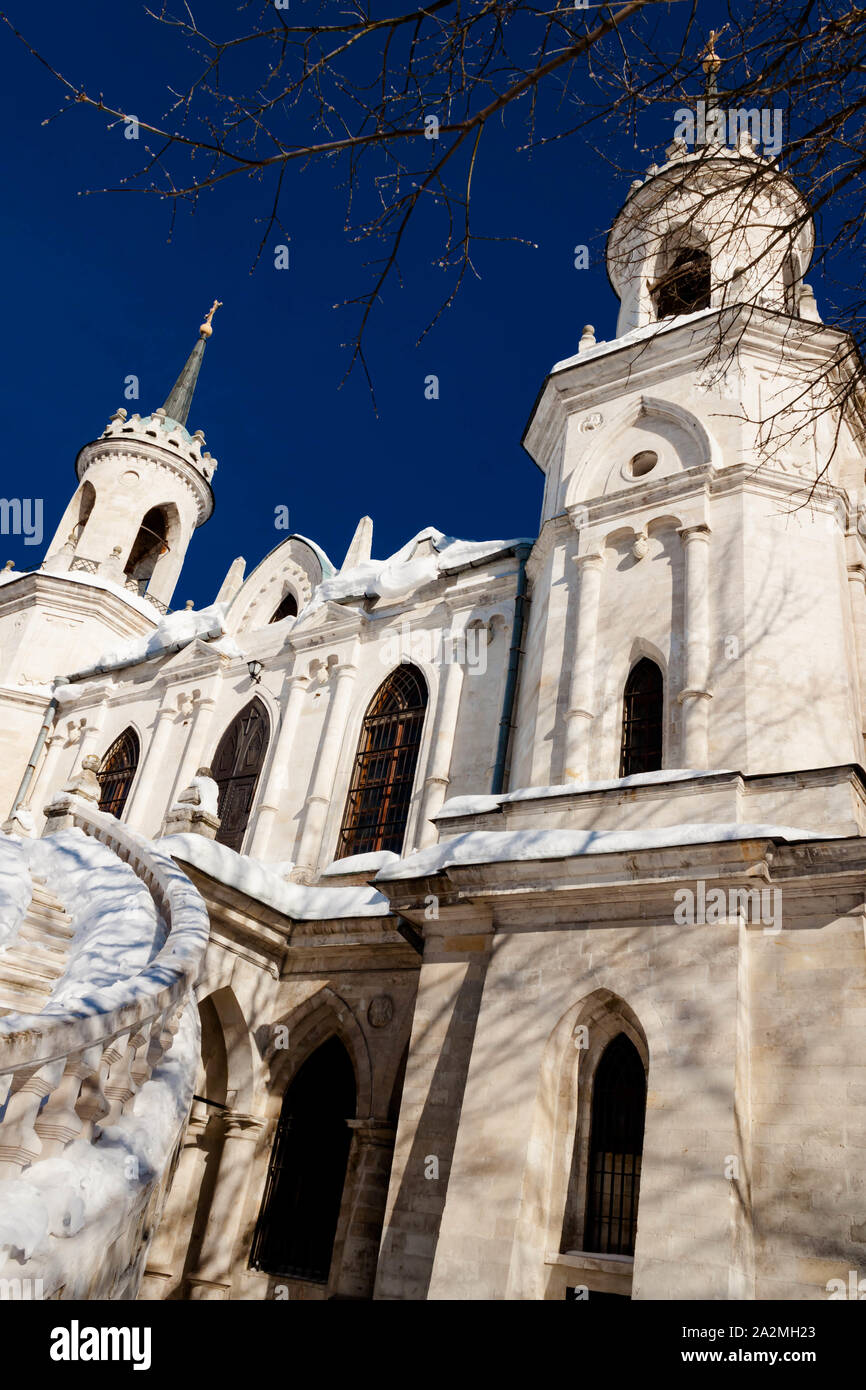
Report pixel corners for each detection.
[0,795,209,1181]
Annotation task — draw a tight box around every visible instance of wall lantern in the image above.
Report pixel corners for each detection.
[247,659,264,684]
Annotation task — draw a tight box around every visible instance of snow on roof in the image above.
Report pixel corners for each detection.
[375,822,830,881]
[436,768,737,819]
[289,533,337,579]
[299,527,531,619]
[83,603,227,675]
[161,834,392,920]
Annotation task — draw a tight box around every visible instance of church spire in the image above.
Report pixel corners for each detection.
[696,29,724,149]
[161,300,223,428]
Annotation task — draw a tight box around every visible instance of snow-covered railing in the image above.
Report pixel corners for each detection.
[0,796,209,1181]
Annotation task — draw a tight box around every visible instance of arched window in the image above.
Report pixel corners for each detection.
[619,658,663,777]
[124,506,170,592]
[250,1036,356,1282]
[96,727,140,818]
[212,698,270,852]
[585,1034,647,1256]
[654,246,711,319]
[71,481,96,544]
[337,665,428,858]
[269,591,298,624]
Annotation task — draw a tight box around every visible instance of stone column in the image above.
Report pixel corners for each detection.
[169,686,220,807]
[417,627,469,847]
[184,1111,267,1300]
[677,524,712,768]
[30,729,66,818]
[562,551,605,782]
[294,648,360,881]
[70,698,109,776]
[331,1118,397,1298]
[375,909,493,1301]
[247,670,310,860]
[139,1104,209,1300]
[847,564,866,748]
[124,689,179,833]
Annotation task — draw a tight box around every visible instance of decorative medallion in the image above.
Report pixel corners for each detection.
[579,412,604,433]
[367,995,394,1028]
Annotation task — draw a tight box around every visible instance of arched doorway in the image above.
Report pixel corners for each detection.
[250,1036,356,1283]
[212,698,270,852]
[96,727,140,818]
[337,665,428,858]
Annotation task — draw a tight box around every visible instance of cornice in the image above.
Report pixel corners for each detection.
[76,437,214,527]
[0,683,54,714]
[523,306,865,464]
[0,571,156,637]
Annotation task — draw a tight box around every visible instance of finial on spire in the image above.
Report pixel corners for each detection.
[702,29,722,76]
[701,27,726,107]
[199,299,223,339]
[161,302,222,428]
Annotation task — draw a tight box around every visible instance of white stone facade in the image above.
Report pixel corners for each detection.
[1,132,866,1301]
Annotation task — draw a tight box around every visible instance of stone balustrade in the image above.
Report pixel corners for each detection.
[0,795,209,1182]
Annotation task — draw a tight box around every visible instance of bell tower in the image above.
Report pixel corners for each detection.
[44,302,221,612]
[513,41,866,792]
[606,40,815,337]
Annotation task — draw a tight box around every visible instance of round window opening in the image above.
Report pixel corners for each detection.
[630,450,658,478]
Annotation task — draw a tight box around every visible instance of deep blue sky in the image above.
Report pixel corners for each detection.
[0,0,776,603]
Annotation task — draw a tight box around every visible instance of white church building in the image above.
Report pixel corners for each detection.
[1,108,865,1303]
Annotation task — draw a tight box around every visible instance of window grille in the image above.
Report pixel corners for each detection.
[96,728,140,818]
[337,665,427,858]
[584,1034,647,1257]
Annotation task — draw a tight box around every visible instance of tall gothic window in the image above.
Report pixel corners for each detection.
[654,246,711,319]
[619,658,663,777]
[584,1034,647,1256]
[212,698,270,853]
[250,1037,356,1283]
[96,728,140,818]
[337,666,428,859]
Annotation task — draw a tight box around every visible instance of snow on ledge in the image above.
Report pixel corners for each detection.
[436,768,736,819]
[551,306,719,375]
[161,834,392,919]
[320,850,399,877]
[374,822,830,881]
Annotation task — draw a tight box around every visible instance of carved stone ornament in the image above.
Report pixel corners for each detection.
[367,995,394,1028]
[579,412,604,434]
